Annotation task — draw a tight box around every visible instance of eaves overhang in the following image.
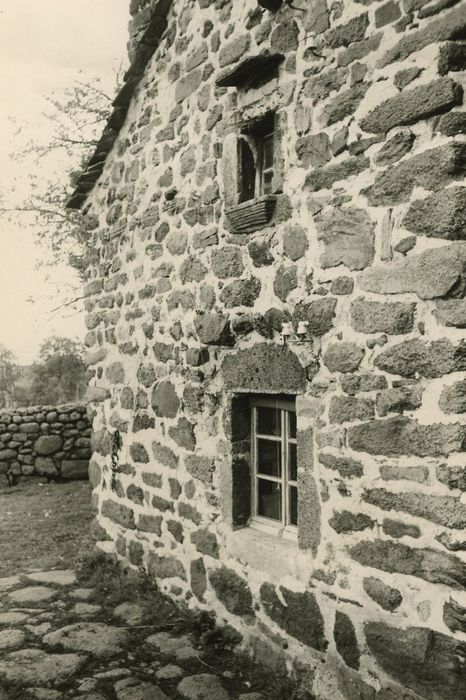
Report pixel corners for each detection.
[67,0,173,210]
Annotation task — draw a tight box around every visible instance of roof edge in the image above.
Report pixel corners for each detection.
[68,0,173,210]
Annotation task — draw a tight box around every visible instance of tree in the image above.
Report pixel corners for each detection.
[0,345,19,409]
[38,336,85,363]
[1,74,119,279]
[25,336,87,407]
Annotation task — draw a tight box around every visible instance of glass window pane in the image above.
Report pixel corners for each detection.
[257,479,282,521]
[257,406,281,436]
[289,443,297,482]
[288,411,296,439]
[262,170,273,194]
[289,486,298,526]
[257,439,281,477]
[262,135,274,169]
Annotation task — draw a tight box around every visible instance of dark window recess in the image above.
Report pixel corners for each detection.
[230,395,253,528]
[239,139,256,203]
[216,53,284,90]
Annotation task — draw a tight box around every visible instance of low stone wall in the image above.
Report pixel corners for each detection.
[0,404,91,482]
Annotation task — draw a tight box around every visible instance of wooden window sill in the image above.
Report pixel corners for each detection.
[226,195,276,234]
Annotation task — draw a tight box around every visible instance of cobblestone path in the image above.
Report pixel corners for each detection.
[0,569,266,700]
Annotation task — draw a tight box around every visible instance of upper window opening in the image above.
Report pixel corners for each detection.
[239,113,276,203]
[251,398,297,538]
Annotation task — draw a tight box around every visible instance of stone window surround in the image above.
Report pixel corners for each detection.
[221,391,320,574]
[239,112,276,202]
[222,97,286,235]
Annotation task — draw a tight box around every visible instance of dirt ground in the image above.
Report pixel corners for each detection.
[0,553,307,699]
[0,478,94,577]
[0,480,307,699]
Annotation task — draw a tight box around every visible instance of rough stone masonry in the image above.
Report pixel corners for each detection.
[0,404,91,483]
[70,0,466,698]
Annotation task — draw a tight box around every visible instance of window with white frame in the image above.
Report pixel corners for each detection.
[251,398,297,538]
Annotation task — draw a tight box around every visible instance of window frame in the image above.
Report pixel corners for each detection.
[250,397,297,542]
[239,113,276,203]
[257,130,274,196]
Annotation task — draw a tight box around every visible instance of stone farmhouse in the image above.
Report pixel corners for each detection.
[69,0,466,697]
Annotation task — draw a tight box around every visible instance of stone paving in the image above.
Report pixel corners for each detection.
[0,569,267,700]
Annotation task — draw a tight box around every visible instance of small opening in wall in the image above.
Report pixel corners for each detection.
[239,113,276,203]
[165,188,177,201]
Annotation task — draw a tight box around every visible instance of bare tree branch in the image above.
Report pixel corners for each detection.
[0,206,70,220]
[48,295,86,314]
[3,72,122,282]
[73,78,114,104]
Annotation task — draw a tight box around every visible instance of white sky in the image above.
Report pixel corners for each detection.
[0,0,129,363]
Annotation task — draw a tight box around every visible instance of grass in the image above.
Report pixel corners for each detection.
[0,478,94,577]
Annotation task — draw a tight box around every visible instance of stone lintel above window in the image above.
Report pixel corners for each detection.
[216,53,284,90]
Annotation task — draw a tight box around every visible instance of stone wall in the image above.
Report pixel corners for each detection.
[0,404,91,482]
[78,0,466,698]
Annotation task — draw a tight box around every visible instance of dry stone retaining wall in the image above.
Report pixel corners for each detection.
[79,0,466,698]
[0,404,91,482]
